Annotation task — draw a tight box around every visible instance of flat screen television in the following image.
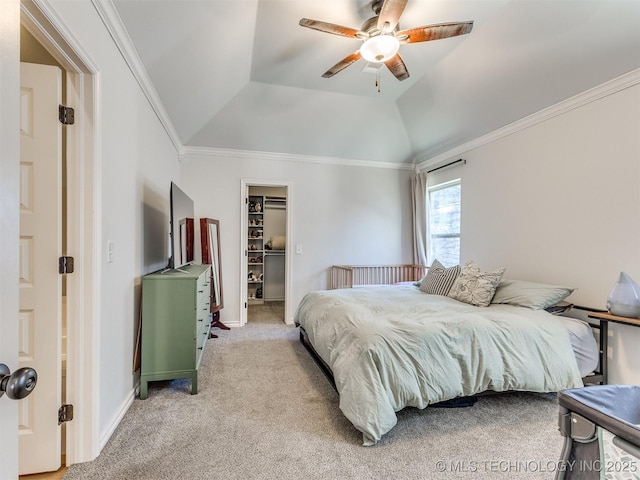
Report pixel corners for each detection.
[169,181,195,270]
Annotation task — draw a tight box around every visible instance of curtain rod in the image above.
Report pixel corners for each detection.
[427,158,466,174]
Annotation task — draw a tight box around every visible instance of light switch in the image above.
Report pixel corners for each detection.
[295,244,303,255]
[107,240,114,263]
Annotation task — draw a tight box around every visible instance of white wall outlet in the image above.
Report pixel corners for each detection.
[295,244,303,255]
[107,240,114,263]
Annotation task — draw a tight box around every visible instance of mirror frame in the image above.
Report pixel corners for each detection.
[200,218,223,313]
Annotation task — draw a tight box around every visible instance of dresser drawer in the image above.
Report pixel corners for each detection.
[196,267,210,298]
[196,298,210,322]
[196,320,209,351]
[196,308,210,336]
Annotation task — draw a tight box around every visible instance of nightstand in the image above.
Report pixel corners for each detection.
[585,311,640,386]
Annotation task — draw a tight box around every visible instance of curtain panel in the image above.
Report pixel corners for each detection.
[411,171,429,266]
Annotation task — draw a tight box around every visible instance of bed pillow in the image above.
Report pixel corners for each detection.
[491,279,575,310]
[419,260,460,295]
[448,260,505,307]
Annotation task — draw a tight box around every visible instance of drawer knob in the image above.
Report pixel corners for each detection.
[198,347,203,350]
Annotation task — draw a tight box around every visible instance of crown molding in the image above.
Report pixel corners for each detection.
[415,68,640,171]
[182,146,415,170]
[23,0,99,74]
[91,0,183,154]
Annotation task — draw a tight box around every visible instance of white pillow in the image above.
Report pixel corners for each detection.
[491,279,575,309]
[448,260,505,307]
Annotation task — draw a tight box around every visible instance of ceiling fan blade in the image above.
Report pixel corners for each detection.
[377,0,409,33]
[322,50,363,78]
[384,53,409,81]
[397,21,474,44]
[299,18,362,38]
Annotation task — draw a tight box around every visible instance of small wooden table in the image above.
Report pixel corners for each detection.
[586,311,640,385]
[587,311,640,328]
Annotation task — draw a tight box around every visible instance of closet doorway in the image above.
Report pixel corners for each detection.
[240,181,291,326]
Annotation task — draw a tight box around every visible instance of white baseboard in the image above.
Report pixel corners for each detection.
[99,386,136,451]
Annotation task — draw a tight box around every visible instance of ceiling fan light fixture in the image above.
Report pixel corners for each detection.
[299,0,474,80]
[360,34,399,63]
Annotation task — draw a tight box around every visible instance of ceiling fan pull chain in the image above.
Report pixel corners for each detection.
[376,70,381,93]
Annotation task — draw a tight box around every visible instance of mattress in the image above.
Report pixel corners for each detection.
[557,316,599,377]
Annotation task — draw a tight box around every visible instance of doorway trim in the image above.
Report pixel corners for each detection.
[240,179,292,326]
[21,0,100,465]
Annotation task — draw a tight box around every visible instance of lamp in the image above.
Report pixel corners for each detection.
[606,271,640,318]
[360,34,400,63]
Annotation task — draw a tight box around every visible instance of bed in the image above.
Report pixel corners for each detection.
[294,277,599,446]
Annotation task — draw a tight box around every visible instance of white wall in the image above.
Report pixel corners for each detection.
[181,153,415,324]
[46,0,181,446]
[427,82,640,385]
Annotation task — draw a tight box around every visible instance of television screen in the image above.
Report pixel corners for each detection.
[169,182,195,269]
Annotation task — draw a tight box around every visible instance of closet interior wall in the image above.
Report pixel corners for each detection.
[263,197,286,301]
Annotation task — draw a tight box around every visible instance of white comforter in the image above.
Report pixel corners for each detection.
[294,285,583,445]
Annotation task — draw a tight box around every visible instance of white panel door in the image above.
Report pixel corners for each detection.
[19,62,62,475]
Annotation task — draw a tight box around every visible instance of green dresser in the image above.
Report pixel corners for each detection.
[140,264,211,399]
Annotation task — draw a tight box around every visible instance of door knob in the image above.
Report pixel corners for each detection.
[0,363,37,400]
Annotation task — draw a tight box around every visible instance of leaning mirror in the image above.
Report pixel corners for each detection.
[200,218,223,312]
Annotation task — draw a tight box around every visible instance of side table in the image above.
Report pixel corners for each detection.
[586,311,640,385]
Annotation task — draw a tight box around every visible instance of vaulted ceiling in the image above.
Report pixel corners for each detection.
[110,0,640,165]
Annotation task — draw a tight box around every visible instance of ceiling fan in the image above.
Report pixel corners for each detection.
[299,0,473,81]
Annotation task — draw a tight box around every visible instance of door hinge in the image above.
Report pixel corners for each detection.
[245,302,247,309]
[58,105,75,125]
[58,404,73,424]
[59,256,75,274]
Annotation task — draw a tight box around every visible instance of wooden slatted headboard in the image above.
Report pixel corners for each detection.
[330,264,428,289]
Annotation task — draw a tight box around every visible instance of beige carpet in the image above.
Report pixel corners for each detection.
[63,302,564,479]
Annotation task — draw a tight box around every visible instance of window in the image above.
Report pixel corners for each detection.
[428,180,461,267]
